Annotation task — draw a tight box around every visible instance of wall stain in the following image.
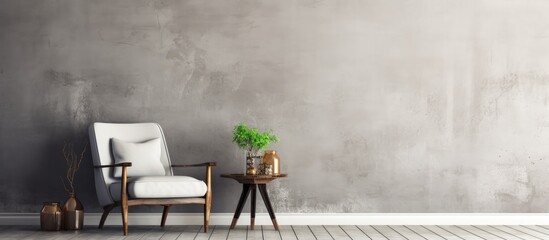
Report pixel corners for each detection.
[480,73,519,118]
[44,70,94,129]
[124,85,137,98]
[166,35,208,100]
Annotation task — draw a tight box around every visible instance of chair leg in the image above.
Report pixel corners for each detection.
[204,201,211,232]
[204,164,212,233]
[121,203,128,235]
[161,205,171,227]
[121,164,129,235]
[98,204,116,229]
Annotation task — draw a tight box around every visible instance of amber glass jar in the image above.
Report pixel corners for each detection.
[262,150,280,175]
[41,202,62,231]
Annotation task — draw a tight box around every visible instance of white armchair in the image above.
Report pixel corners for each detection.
[88,122,215,235]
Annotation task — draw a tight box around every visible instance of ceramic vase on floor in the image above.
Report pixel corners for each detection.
[63,193,84,230]
[41,202,62,231]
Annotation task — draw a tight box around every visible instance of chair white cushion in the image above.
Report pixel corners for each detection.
[110,176,207,200]
[111,138,165,178]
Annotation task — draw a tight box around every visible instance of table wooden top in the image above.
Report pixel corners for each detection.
[220,173,288,184]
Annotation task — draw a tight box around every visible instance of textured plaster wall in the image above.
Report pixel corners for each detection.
[2,0,549,213]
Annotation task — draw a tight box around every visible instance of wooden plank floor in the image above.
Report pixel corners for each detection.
[2,225,549,239]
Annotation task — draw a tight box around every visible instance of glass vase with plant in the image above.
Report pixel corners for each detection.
[232,123,279,175]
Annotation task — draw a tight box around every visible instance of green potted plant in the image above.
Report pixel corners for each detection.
[233,123,279,175]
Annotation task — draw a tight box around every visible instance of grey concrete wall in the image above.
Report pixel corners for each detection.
[1,0,549,213]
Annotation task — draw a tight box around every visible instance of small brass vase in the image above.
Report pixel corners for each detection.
[41,202,62,231]
[246,157,257,175]
[262,150,280,175]
[246,166,257,175]
[62,193,84,230]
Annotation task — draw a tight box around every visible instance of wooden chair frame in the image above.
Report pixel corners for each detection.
[94,161,216,235]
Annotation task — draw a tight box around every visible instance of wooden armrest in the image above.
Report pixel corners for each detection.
[94,162,133,168]
[171,162,217,168]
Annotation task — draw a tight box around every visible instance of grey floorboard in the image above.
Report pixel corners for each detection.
[371,226,406,240]
[1,226,79,240]
[404,226,444,240]
[175,225,201,240]
[507,225,547,239]
[6,225,549,240]
[247,226,263,240]
[323,225,351,240]
[18,227,53,240]
[474,226,522,240]
[19,228,60,240]
[158,226,183,240]
[209,225,230,240]
[227,225,247,240]
[278,225,298,240]
[125,226,156,240]
[34,230,80,240]
[390,225,426,240]
[438,225,483,240]
[421,225,464,240]
[309,225,333,240]
[263,225,282,240]
[0,226,40,239]
[356,225,388,240]
[193,225,214,240]
[123,226,155,240]
[522,225,549,236]
[340,225,371,240]
[77,227,127,240]
[141,227,168,240]
[491,225,542,240]
[457,225,502,240]
[536,225,549,233]
[292,225,316,240]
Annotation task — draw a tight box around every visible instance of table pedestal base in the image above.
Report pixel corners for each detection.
[229,183,279,231]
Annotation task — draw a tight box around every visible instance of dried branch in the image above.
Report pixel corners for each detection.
[61,141,88,195]
[60,176,70,193]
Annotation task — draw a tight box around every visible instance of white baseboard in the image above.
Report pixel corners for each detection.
[2,213,549,226]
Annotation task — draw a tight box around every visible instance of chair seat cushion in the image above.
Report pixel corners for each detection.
[110,176,207,200]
